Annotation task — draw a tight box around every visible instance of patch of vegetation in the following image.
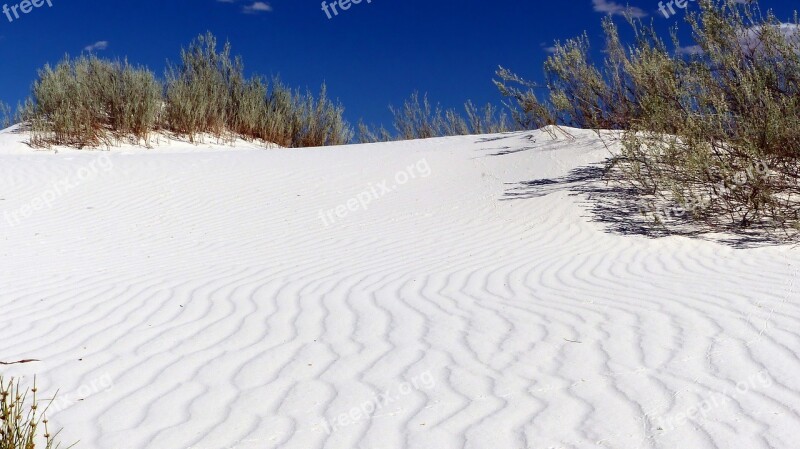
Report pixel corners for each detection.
[23,32,352,149]
[0,376,67,449]
[496,0,800,236]
[358,92,515,143]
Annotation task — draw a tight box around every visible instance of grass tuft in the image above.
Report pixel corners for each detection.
[0,376,67,449]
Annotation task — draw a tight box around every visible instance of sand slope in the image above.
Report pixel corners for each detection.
[0,127,797,449]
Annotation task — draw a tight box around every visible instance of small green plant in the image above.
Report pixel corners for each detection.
[0,376,65,449]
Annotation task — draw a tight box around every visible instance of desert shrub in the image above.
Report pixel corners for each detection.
[20,31,352,149]
[29,55,160,147]
[0,376,65,449]
[359,92,514,143]
[164,32,233,139]
[494,27,640,130]
[390,92,442,140]
[291,83,352,147]
[496,0,800,235]
[246,78,351,147]
[296,84,353,146]
[164,33,352,147]
[258,78,298,146]
[356,120,392,143]
[99,60,161,139]
[228,76,267,139]
[0,102,11,129]
[464,100,511,134]
[29,56,104,147]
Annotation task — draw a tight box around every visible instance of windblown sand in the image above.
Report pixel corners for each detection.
[0,127,797,449]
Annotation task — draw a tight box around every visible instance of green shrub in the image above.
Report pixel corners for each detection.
[497,0,800,235]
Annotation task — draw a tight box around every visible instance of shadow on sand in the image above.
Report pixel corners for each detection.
[498,156,789,249]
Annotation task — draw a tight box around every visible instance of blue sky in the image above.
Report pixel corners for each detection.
[0,0,795,127]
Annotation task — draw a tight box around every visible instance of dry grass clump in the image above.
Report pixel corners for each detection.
[28,55,160,148]
[264,80,352,147]
[158,31,351,146]
[0,376,65,449]
[23,32,352,149]
[0,102,12,129]
[356,120,393,144]
[496,0,800,237]
[358,92,514,143]
[164,32,235,139]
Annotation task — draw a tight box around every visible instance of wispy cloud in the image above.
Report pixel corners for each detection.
[540,42,558,54]
[592,0,648,18]
[676,44,703,56]
[217,0,273,14]
[84,41,109,52]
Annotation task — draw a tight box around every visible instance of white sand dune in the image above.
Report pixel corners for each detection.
[0,126,798,449]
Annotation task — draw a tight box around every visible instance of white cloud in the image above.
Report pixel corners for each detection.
[540,42,558,54]
[678,23,800,57]
[739,23,800,55]
[216,0,272,14]
[677,44,703,56]
[84,41,109,52]
[592,0,648,18]
[243,1,272,14]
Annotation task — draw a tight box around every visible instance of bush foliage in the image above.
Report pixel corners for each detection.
[358,92,514,143]
[24,32,351,148]
[28,55,160,147]
[496,0,800,235]
[19,32,510,148]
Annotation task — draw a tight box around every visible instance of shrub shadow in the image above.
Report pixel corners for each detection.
[476,132,539,156]
[501,161,789,248]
